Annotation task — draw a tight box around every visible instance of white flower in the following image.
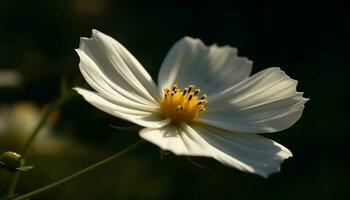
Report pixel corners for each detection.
[74,30,308,177]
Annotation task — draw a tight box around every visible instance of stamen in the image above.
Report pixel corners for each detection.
[188,94,193,101]
[188,84,195,92]
[201,94,207,100]
[176,105,182,111]
[172,84,178,91]
[194,89,200,96]
[160,84,207,124]
[183,88,189,95]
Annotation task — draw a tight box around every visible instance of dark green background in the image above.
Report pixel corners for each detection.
[0,0,349,199]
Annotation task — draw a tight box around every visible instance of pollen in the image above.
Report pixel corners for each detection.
[160,84,207,124]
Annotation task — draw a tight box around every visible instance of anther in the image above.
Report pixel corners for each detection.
[188,85,195,92]
[176,105,182,111]
[194,89,200,96]
[172,84,178,91]
[183,88,189,95]
[188,94,193,101]
[201,94,208,100]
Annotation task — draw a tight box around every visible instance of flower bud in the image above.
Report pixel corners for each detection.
[0,151,24,171]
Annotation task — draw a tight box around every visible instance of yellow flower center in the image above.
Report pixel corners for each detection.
[160,84,207,124]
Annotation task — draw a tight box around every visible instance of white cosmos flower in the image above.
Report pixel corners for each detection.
[74,29,308,177]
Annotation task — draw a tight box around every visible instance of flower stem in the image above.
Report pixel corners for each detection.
[6,96,68,196]
[13,139,144,200]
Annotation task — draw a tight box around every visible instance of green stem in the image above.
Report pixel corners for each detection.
[13,140,144,200]
[6,97,67,196]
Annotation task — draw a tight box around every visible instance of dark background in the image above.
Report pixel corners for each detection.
[0,0,349,199]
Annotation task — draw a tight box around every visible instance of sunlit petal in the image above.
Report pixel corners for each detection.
[78,29,160,104]
[75,88,170,128]
[158,37,252,97]
[140,123,292,177]
[198,67,308,133]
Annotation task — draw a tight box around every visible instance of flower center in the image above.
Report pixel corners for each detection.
[160,84,207,124]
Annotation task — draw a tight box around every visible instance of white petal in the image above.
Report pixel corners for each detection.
[75,88,171,128]
[139,123,212,157]
[157,37,252,96]
[76,49,158,111]
[139,123,292,177]
[78,29,159,104]
[198,67,308,133]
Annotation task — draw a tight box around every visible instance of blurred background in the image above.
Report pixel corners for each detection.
[0,0,349,199]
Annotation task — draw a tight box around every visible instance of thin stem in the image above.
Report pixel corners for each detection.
[6,97,67,196]
[13,140,144,200]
